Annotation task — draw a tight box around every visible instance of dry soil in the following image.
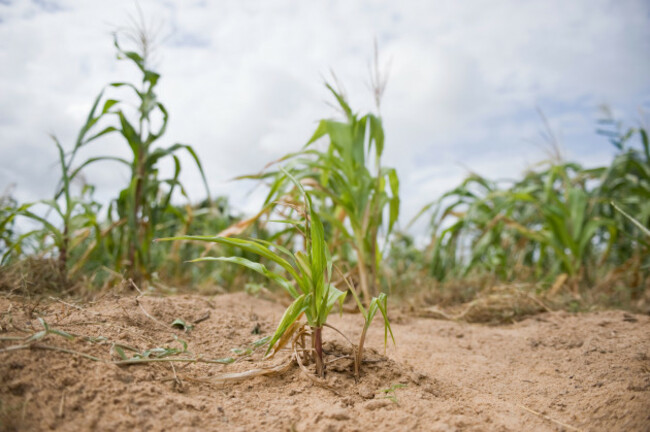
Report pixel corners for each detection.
[0,292,648,431]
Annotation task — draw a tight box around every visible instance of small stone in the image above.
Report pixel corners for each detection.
[623,313,638,323]
[424,384,440,396]
[409,370,427,384]
[114,373,134,384]
[358,385,375,399]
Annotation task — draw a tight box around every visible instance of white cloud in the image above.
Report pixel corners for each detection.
[0,0,648,235]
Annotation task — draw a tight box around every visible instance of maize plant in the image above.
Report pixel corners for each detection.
[57,31,210,283]
[416,162,617,291]
[1,141,102,282]
[239,83,400,302]
[158,169,394,378]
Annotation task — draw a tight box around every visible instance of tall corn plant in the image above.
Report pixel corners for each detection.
[240,84,399,302]
[158,170,347,377]
[59,32,210,283]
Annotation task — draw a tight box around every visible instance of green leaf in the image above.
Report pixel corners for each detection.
[306,120,329,147]
[309,208,326,309]
[612,201,650,237]
[49,329,75,340]
[26,330,47,342]
[191,256,299,298]
[102,99,119,114]
[325,83,353,119]
[231,347,252,356]
[368,114,385,158]
[116,111,142,155]
[267,219,305,227]
[266,294,309,355]
[252,336,271,348]
[158,235,301,285]
[376,293,396,348]
[249,238,295,259]
[113,345,128,360]
[318,285,346,326]
[171,319,194,332]
[281,168,311,211]
[366,297,380,325]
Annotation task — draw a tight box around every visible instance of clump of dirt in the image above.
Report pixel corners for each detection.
[299,339,448,403]
[0,292,648,431]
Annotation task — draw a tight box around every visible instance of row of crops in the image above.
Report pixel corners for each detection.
[1,31,648,312]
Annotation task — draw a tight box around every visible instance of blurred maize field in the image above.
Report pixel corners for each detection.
[1,29,648,316]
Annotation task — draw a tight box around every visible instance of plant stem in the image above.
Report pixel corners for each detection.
[59,222,68,282]
[355,324,369,380]
[312,326,324,377]
[129,146,146,285]
[356,248,372,306]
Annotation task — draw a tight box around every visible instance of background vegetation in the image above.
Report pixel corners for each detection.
[1,30,648,317]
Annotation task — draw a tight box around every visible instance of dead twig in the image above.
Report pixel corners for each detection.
[126,279,171,330]
[323,323,357,351]
[0,342,107,362]
[134,298,168,331]
[0,336,26,341]
[193,311,211,325]
[58,321,158,344]
[113,357,234,366]
[325,355,352,364]
[181,359,295,386]
[48,296,84,311]
[57,391,65,418]
[170,362,182,388]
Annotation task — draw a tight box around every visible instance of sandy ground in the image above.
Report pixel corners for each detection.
[0,292,648,431]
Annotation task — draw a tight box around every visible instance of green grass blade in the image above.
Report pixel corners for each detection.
[190,256,299,298]
[612,201,650,237]
[265,294,309,355]
[376,293,396,347]
[156,235,301,283]
[318,285,346,326]
[309,208,326,310]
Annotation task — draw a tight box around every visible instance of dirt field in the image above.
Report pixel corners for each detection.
[0,292,648,431]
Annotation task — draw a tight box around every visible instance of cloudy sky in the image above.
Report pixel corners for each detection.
[1,0,649,233]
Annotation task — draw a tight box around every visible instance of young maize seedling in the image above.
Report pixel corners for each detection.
[338,267,394,380]
[381,383,407,404]
[157,169,345,377]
